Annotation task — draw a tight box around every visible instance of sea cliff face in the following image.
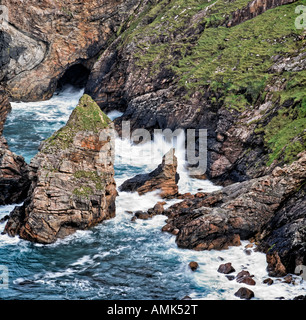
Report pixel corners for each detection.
[85,0,305,185]
[0,0,145,101]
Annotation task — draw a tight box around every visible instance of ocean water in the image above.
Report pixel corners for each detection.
[0,86,305,300]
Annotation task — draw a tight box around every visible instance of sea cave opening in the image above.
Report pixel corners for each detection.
[57,63,91,90]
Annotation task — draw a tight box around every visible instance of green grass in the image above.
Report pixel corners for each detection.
[265,99,306,165]
[73,170,107,191]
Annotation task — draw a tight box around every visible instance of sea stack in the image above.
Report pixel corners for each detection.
[4,94,117,244]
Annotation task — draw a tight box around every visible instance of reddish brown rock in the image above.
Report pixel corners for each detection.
[119,148,180,199]
[266,252,287,277]
[4,95,117,244]
[1,0,144,101]
[162,152,306,252]
[225,0,296,27]
[234,287,255,300]
[263,278,274,286]
[236,271,256,286]
[218,263,235,274]
[189,261,199,271]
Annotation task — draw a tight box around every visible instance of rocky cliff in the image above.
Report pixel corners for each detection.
[0,0,146,101]
[0,0,305,275]
[85,0,305,185]
[4,95,117,244]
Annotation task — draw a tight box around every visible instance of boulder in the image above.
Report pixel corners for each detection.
[4,95,117,244]
[236,271,256,286]
[217,263,235,274]
[189,262,199,271]
[119,148,180,199]
[263,278,274,286]
[234,287,255,300]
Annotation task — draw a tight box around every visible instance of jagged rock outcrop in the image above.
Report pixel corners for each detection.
[224,0,296,27]
[119,148,180,198]
[0,86,30,205]
[0,0,145,101]
[162,152,306,254]
[4,94,117,244]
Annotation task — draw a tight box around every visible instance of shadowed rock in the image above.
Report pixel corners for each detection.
[0,86,30,205]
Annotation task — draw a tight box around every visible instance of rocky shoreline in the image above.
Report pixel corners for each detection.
[0,0,305,300]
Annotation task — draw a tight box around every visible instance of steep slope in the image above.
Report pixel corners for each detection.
[86,0,306,184]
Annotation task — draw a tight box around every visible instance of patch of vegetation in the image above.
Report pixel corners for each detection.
[73,186,94,199]
[42,94,111,152]
[73,170,107,191]
[117,0,306,166]
[264,99,306,165]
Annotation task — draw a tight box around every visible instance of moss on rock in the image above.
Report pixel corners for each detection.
[42,94,111,153]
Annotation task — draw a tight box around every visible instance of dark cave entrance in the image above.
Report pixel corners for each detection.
[57,63,91,90]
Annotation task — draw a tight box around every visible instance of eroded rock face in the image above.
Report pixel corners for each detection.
[4,95,117,244]
[0,86,30,205]
[119,148,180,199]
[163,152,306,252]
[0,0,144,101]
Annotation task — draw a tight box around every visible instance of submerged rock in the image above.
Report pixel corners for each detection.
[119,148,180,199]
[4,95,117,244]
